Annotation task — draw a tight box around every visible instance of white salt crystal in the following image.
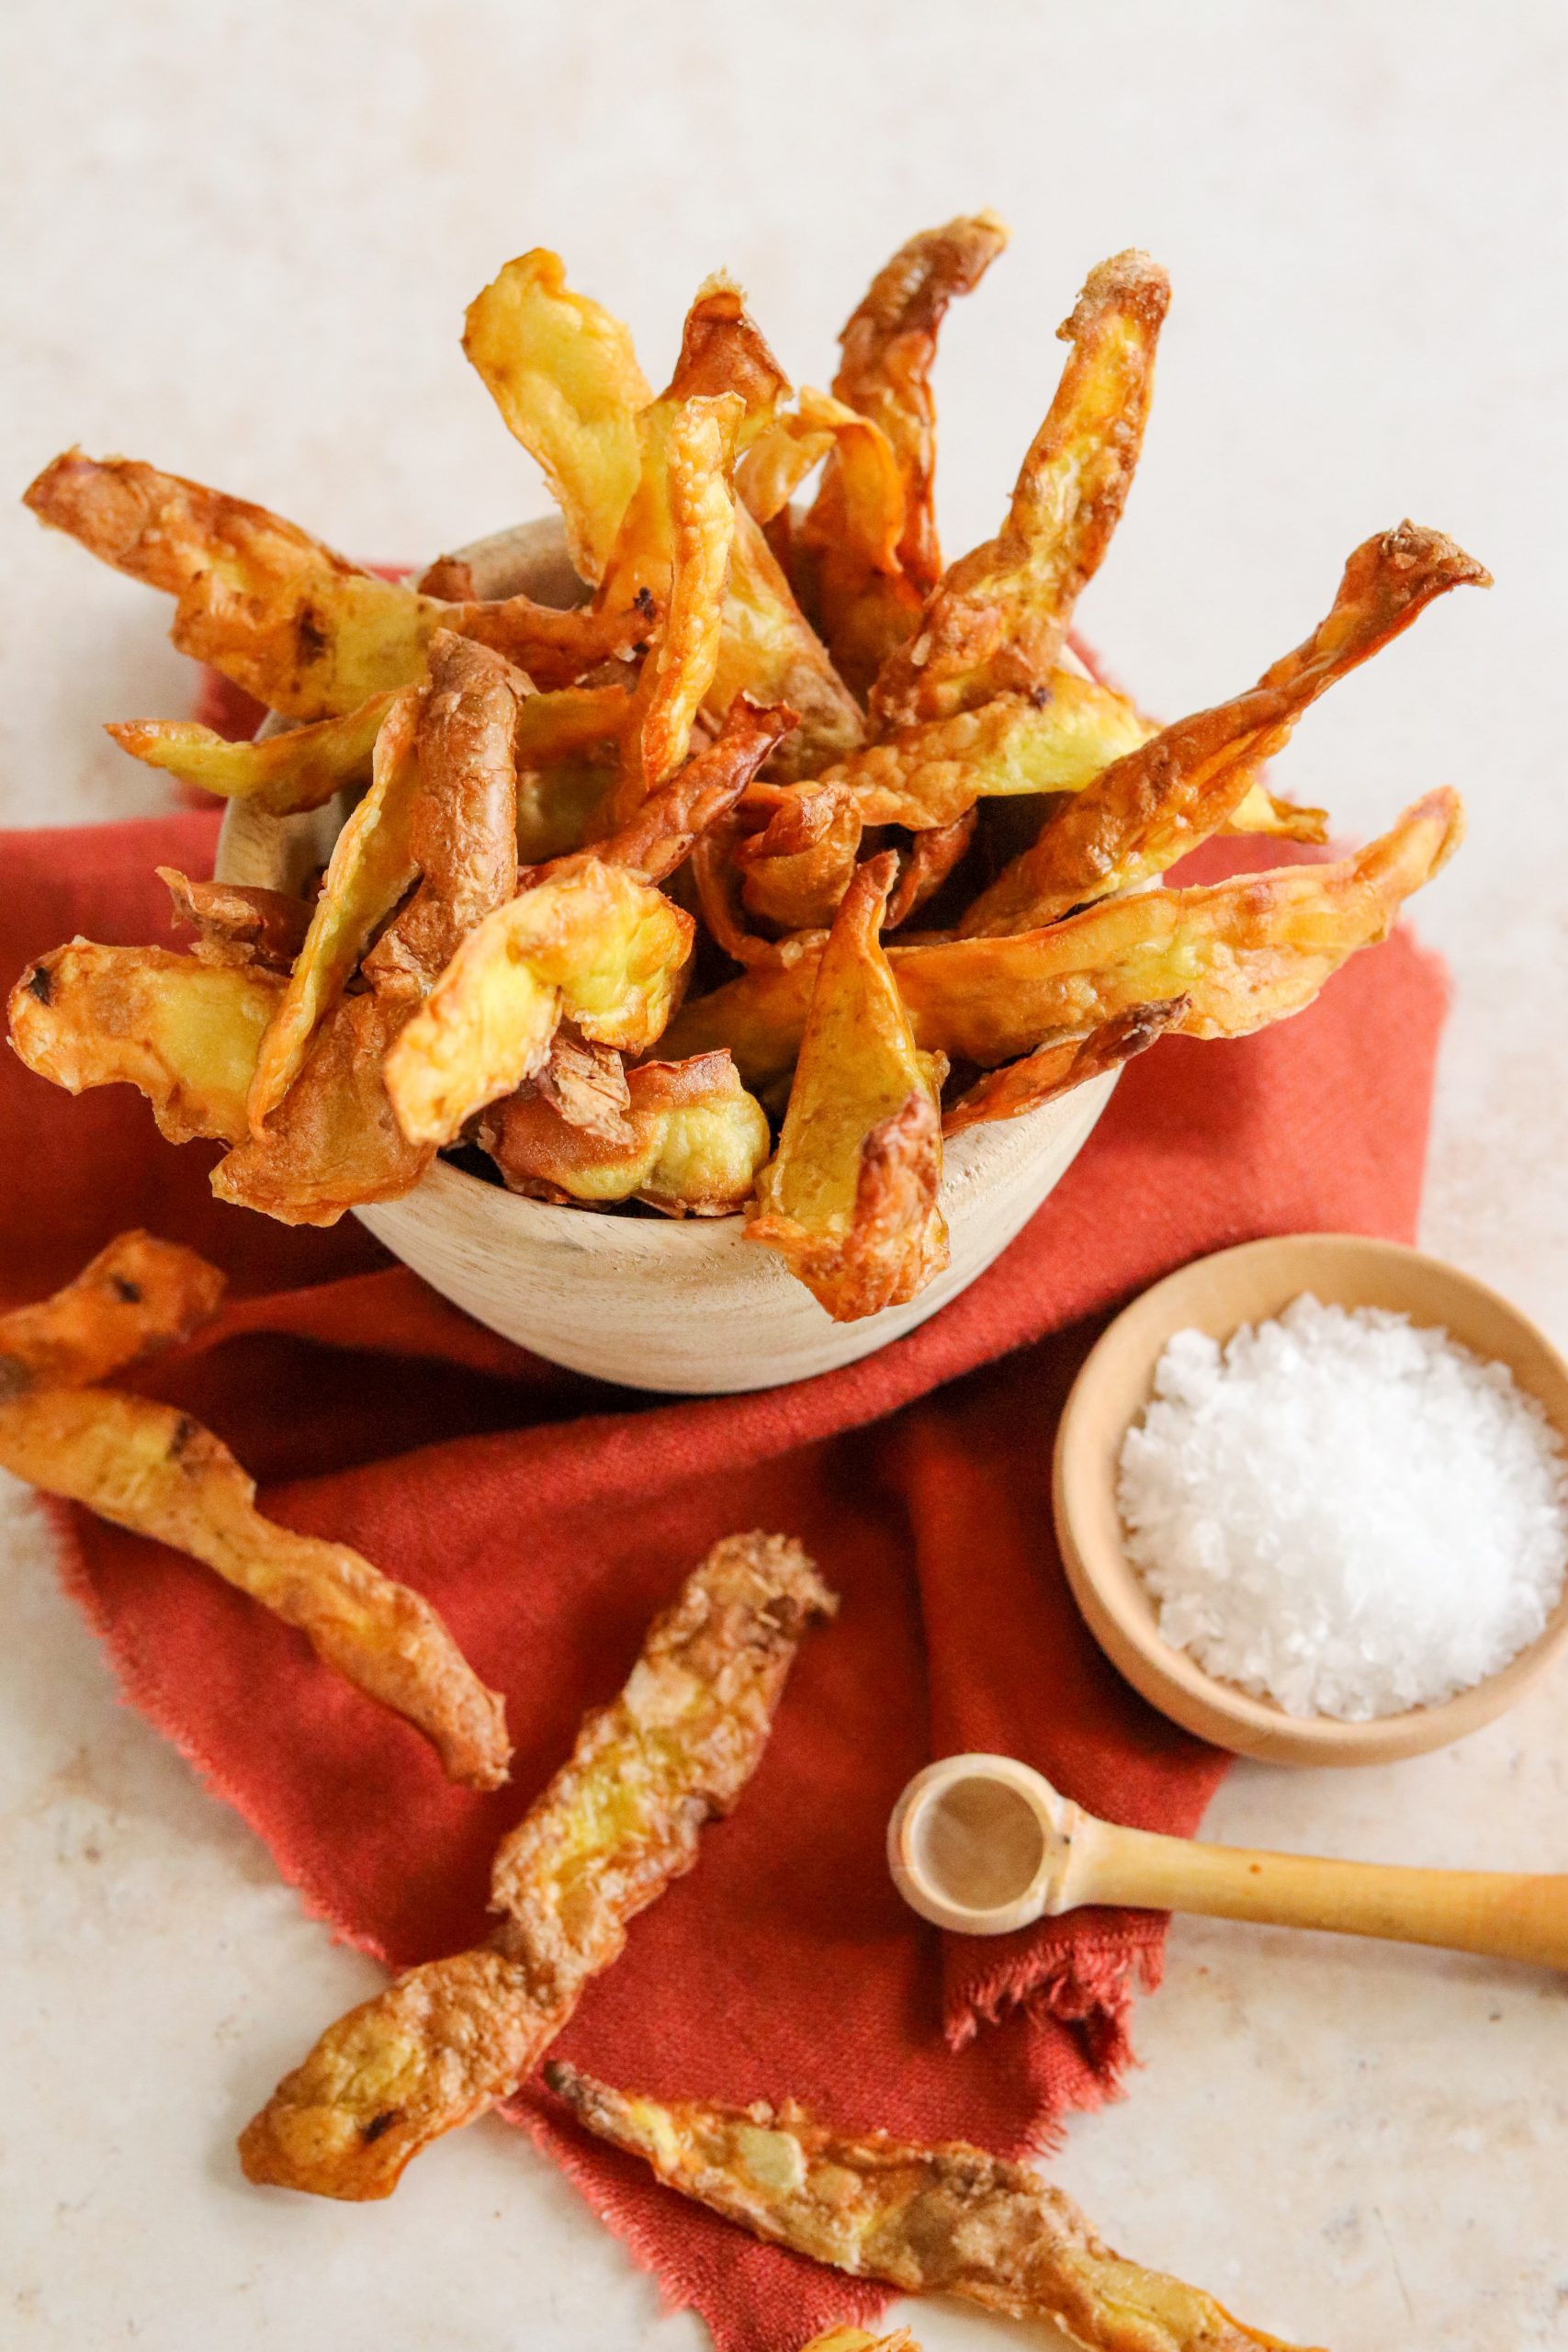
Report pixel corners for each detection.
[1114,1294,1568,1720]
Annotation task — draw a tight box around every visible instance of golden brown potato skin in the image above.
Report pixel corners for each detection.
[958,521,1488,937]
[871,251,1169,730]
[0,1230,225,1398]
[942,1000,1188,1136]
[158,868,313,973]
[479,1051,770,1215]
[239,1532,835,2199]
[0,1384,509,1788]
[547,2068,1317,2352]
[663,791,1465,1083]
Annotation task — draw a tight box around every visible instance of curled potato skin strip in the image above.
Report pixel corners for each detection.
[8,943,280,1146]
[24,451,635,718]
[0,1385,509,1789]
[942,1000,1187,1136]
[479,1050,770,1214]
[158,869,313,973]
[384,860,694,1147]
[462,247,652,585]
[818,210,1010,594]
[363,632,524,1000]
[0,1231,225,1398]
[542,699,793,889]
[747,854,948,1322]
[871,252,1169,730]
[959,522,1489,936]
[662,792,1465,1083]
[610,393,742,822]
[110,693,400,815]
[246,686,423,1130]
[239,1532,836,2199]
[547,2069,1314,2352]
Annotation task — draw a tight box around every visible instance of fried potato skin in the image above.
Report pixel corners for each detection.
[239,1532,836,2198]
[462,248,652,585]
[384,860,694,1147]
[158,868,313,973]
[0,1384,509,1787]
[25,451,444,721]
[819,210,1010,594]
[552,698,793,888]
[109,694,399,815]
[816,674,1154,831]
[611,393,742,820]
[363,633,524,1000]
[661,792,1465,1082]
[246,685,423,1129]
[747,854,948,1320]
[942,1000,1187,1135]
[8,942,281,1145]
[884,808,976,929]
[479,1050,770,1213]
[546,2069,1314,2352]
[800,2333,916,2352]
[958,522,1489,936]
[871,253,1169,729]
[0,1231,225,1398]
[735,776,865,933]
[216,992,433,1226]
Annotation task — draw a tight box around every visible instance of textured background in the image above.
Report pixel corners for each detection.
[2,5,1565,2346]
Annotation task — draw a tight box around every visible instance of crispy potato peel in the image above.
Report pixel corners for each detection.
[547,2069,1318,2352]
[480,1051,770,1213]
[0,1231,225,1398]
[747,854,948,1321]
[239,1532,836,2199]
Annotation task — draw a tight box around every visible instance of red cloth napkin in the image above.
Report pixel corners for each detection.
[0,808,1448,2350]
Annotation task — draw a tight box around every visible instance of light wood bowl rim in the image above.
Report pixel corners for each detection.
[1053,1232,1568,1766]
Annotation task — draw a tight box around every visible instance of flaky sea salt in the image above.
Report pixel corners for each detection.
[1115,1294,1568,1720]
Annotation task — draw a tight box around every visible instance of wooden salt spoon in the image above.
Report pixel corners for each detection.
[886,1753,1568,1967]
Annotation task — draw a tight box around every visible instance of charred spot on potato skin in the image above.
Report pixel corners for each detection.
[166,1413,198,1463]
[111,1275,143,1304]
[633,584,656,620]
[295,605,330,667]
[362,2109,401,2144]
[1028,684,1052,710]
[26,963,52,1003]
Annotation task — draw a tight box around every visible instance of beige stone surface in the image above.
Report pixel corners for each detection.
[1,4,1563,2346]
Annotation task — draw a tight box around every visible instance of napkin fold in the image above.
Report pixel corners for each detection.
[0,806,1448,2351]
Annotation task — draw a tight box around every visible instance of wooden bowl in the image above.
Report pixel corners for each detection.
[215,519,1120,1394]
[1053,1234,1568,1764]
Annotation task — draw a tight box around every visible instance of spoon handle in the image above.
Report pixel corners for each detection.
[1062,1817,1568,1970]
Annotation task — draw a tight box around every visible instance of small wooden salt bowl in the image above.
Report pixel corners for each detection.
[1053,1233,1568,1765]
[214,519,1120,1395]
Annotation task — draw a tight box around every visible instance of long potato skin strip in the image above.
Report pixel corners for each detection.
[536,700,793,888]
[479,1051,771,1214]
[871,253,1169,730]
[25,451,445,721]
[0,1231,225,1399]
[0,1385,509,1790]
[240,1532,836,2199]
[792,390,919,700]
[942,1000,1188,1136]
[364,633,525,1001]
[660,792,1465,1083]
[816,673,1154,831]
[885,808,976,930]
[818,210,1011,594]
[958,521,1489,937]
[747,854,948,1322]
[246,686,423,1130]
[462,249,652,586]
[611,393,742,822]
[8,943,280,1145]
[158,868,313,974]
[801,2334,916,2352]
[108,694,399,815]
[384,861,694,1148]
[546,2070,1314,2352]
